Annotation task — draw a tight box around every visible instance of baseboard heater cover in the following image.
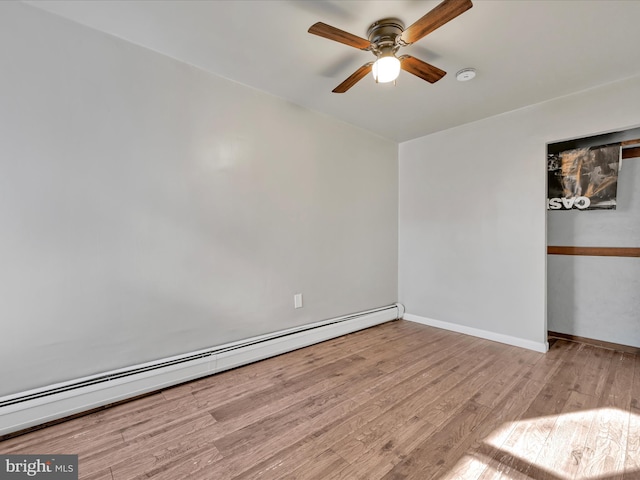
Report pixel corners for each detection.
[0,303,403,436]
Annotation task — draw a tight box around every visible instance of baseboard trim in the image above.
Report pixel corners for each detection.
[548,331,640,355]
[403,313,549,353]
[0,304,402,437]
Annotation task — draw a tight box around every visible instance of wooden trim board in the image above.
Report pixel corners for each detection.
[622,146,640,159]
[621,138,639,158]
[548,330,640,355]
[547,246,640,257]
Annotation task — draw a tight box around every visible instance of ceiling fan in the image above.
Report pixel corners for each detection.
[308,0,473,93]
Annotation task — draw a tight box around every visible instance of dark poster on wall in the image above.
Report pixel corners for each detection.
[547,144,621,210]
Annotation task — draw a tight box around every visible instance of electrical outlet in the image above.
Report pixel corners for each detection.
[294,293,303,309]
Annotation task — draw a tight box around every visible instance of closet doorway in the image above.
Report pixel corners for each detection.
[546,127,640,351]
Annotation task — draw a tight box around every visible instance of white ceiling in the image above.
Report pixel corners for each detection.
[24,0,640,142]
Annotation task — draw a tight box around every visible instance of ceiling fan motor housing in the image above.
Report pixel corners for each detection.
[367,18,404,56]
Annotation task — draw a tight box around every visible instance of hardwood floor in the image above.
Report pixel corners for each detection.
[1,320,639,479]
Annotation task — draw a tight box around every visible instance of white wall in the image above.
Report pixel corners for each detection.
[399,75,640,350]
[0,2,398,397]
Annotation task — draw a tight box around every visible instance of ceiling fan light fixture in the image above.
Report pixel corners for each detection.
[372,55,401,83]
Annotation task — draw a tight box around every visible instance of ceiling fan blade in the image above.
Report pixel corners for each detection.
[400,55,446,83]
[401,0,473,45]
[308,22,372,50]
[332,63,373,93]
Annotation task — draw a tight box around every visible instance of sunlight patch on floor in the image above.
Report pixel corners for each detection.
[440,408,639,480]
[437,454,500,480]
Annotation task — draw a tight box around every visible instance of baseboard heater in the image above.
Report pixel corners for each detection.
[0,303,404,437]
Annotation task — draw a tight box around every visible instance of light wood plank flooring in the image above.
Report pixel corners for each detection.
[1,320,639,479]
